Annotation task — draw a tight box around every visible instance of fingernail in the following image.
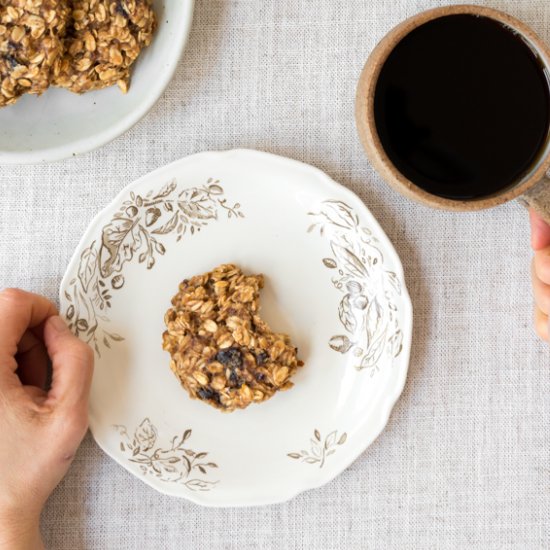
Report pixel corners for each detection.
[50,315,69,333]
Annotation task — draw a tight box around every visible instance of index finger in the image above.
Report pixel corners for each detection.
[0,289,58,365]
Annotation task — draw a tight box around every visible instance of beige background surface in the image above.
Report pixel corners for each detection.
[0,1,548,548]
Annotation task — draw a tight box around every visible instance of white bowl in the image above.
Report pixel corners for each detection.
[0,0,194,164]
[60,150,413,506]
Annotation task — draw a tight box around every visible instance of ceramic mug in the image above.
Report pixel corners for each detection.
[355,4,550,222]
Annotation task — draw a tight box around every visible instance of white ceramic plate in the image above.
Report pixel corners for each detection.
[60,149,413,506]
[0,0,194,164]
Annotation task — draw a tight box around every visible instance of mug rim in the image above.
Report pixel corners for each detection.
[355,4,550,212]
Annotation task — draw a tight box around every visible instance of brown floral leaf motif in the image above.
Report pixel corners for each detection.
[152,212,179,235]
[185,479,219,492]
[208,184,223,195]
[145,207,161,227]
[111,275,125,289]
[178,187,217,220]
[331,242,368,279]
[99,217,140,278]
[385,271,401,295]
[322,258,337,269]
[178,200,214,220]
[76,319,89,332]
[365,296,384,344]
[319,200,359,230]
[325,431,337,449]
[154,180,177,199]
[158,463,178,476]
[366,247,383,269]
[134,418,157,452]
[359,328,387,371]
[310,442,322,458]
[68,179,244,357]
[66,305,75,320]
[338,294,357,334]
[288,429,348,468]
[115,418,219,490]
[77,242,98,292]
[388,329,403,358]
[329,335,353,354]
[309,199,404,375]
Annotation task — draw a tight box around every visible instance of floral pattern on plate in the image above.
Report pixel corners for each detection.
[60,150,412,506]
[288,429,347,468]
[63,179,243,356]
[114,418,219,491]
[308,200,403,376]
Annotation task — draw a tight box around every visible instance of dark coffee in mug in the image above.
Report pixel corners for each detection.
[373,14,550,200]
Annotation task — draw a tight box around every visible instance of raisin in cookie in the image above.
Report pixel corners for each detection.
[162,264,304,412]
[52,0,156,94]
[0,0,69,107]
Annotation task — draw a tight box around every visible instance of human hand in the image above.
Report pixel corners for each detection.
[0,289,94,550]
[530,210,550,342]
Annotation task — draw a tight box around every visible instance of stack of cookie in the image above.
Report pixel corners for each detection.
[0,0,156,107]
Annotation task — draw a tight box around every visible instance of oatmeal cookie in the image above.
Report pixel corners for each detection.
[162,264,304,412]
[52,0,156,94]
[0,0,69,106]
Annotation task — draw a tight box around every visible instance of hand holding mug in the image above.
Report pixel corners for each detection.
[355,5,550,342]
[356,4,550,221]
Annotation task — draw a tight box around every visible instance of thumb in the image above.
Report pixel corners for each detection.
[529,209,550,251]
[43,316,94,411]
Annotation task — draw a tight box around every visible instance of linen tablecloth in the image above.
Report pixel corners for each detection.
[0,0,549,548]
